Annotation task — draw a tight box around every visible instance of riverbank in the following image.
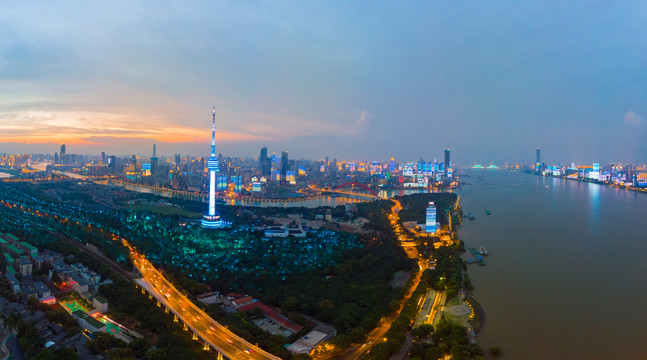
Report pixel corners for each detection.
[464,292,486,335]
[524,170,647,195]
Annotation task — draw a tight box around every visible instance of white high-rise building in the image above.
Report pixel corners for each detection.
[425,202,437,233]
[202,108,223,228]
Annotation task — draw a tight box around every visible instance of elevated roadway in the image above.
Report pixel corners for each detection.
[126,244,281,360]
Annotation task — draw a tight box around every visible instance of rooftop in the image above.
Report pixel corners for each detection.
[20,242,37,251]
[6,266,17,276]
[7,245,22,256]
[238,301,303,333]
[72,310,105,329]
[3,233,19,242]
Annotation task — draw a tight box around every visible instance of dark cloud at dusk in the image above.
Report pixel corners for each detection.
[1,1,646,164]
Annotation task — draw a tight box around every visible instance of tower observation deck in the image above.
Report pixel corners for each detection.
[202,108,223,229]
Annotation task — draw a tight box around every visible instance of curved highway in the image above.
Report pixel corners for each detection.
[126,242,281,360]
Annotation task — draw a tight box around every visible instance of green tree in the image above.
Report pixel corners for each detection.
[32,347,79,360]
[293,354,313,360]
[388,299,400,313]
[424,346,444,360]
[329,334,352,350]
[144,348,168,360]
[107,347,134,360]
[128,338,150,358]
[412,324,434,340]
[318,299,334,310]
[349,327,368,343]
[282,296,298,313]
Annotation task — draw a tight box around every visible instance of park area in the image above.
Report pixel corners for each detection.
[129,202,202,218]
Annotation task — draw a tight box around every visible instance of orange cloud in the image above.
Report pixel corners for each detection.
[0,110,268,145]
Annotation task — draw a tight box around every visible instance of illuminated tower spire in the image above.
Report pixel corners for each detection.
[202,108,223,229]
[211,108,216,155]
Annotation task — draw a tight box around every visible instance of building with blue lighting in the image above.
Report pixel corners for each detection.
[202,108,223,229]
[425,202,437,233]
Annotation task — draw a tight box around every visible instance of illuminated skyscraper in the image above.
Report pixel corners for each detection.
[444,148,451,178]
[260,147,271,176]
[281,151,289,183]
[202,108,223,229]
[150,144,158,175]
[60,144,66,164]
[426,202,437,233]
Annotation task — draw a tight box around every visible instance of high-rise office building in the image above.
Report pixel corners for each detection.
[60,144,66,164]
[108,155,117,174]
[260,147,269,175]
[101,152,105,163]
[202,108,223,229]
[444,148,451,178]
[151,144,158,175]
[426,202,437,233]
[536,148,541,164]
[54,152,59,165]
[281,151,289,182]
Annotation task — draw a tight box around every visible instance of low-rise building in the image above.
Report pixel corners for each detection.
[264,226,289,238]
[67,272,89,294]
[2,233,19,244]
[19,242,38,257]
[19,257,33,276]
[35,281,51,298]
[3,252,13,265]
[72,310,106,333]
[196,291,220,305]
[32,254,54,271]
[92,296,108,313]
[6,272,20,294]
[6,244,22,258]
[287,330,329,354]
[237,301,303,334]
[71,263,101,285]
[232,296,255,308]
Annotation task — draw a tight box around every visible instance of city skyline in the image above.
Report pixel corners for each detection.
[2,3,647,359]
[2,2,646,164]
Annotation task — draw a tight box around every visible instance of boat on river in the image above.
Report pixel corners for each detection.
[485,209,491,215]
[468,212,475,220]
[469,247,486,265]
[478,246,488,256]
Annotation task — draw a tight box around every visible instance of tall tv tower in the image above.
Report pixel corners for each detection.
[202,108,223,228]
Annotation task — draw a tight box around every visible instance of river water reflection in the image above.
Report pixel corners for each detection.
[458,169,647,359]
[105,179,451,207]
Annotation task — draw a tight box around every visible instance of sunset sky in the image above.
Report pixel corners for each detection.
[1,1,646,164]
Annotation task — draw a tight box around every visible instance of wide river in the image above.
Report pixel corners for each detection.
[458,169,647,359]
